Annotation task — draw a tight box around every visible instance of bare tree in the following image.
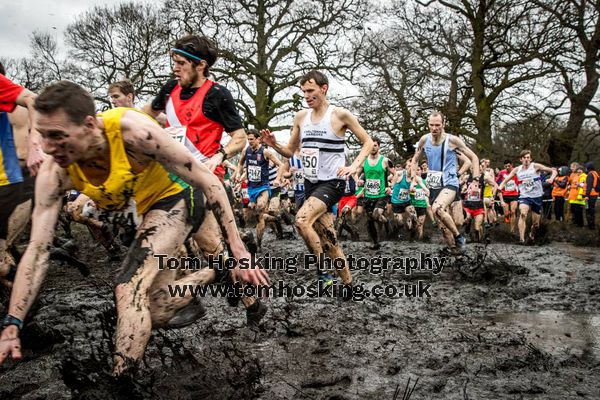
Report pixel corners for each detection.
[164,0,368,130]
[532,0,600,164]
[416,0,564,154]
[65,2,171,106]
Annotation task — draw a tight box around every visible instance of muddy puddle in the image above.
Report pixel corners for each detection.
[1,224,600,399]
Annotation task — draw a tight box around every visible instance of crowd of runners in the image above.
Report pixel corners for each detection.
[0,33,598,376]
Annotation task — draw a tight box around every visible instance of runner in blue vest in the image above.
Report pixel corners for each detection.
[410,111,480,249]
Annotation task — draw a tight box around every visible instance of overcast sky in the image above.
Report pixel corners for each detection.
[0,0,152,59]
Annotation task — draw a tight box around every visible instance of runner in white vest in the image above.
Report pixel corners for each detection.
[260,71,373,298]
[498,149,556,243]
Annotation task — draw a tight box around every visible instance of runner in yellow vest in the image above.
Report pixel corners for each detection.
[0,81,268,376]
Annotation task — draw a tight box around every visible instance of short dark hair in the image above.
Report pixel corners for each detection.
[299,70,328,87]
[247,128,260,138]
[503,159,512,165]
[35,81,96,125]
[173,34,218,77]
[108,79,135,99]
[373,137,381,146]
[0,62,5,76]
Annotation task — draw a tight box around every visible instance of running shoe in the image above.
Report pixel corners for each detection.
[166,298,207,329]
[318,272,334,287]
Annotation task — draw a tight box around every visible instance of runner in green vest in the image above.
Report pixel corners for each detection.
[355,138,394,249]
[410,164,430,240]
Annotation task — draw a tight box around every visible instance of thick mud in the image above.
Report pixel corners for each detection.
[1,221,599,399]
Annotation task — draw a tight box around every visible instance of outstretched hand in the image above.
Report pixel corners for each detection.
[260,129,277,147]
[0,326,22,365]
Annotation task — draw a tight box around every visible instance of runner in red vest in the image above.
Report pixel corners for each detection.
[143,34,265,326]
[497,160,520,235]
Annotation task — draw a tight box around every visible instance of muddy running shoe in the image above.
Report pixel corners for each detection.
[246,300,267,329]
[454,234,466,248]
[166,298,207,329]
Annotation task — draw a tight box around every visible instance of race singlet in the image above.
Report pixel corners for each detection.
[247,165,262,183]
[301,148,319,181]
[427,171,443,189]
[467,190,481,202]
[366,179,381,196]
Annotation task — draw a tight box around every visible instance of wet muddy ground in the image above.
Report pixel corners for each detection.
[1,220,599,399]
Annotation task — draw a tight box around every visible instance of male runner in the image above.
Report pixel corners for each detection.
[410,111,479,248]
[109,79,135,108]
[498,150,556,243]
[497,160,519,233]
[480,158,497,226]
[236,129,284,249]
[356,138,394,250]
[337,173,359,240]
[390,160,416,234]
[260,70,373,290]
[0,82,268,376]
[410,165,429,240]
[142,34,266,320]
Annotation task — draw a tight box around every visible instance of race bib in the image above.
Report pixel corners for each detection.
[83,198,140,228]
[505,180,517,192]
[522,178,534,192]
[247,165,262,182]
[301,148,319,181]
[293,170,304,185]
[366,179,381,196]
[242,188,249,199]
[399,189,410,201]
[165,126,187,145]
[467,191,481,201]
[415,189,426,201]
[427,171,443,189]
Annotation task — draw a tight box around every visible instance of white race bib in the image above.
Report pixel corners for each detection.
[522,178,534,193]
[83,198,140,228]
[467,191,481,201]
[293,170,304,185]
[427,171,443,189]
[505,179,517,192]
[366,179,381,196]
[165,126,187,145]
[301,148,319,181]
[415,190,426,201]
[242,188,249,199]
[247,165,262,183]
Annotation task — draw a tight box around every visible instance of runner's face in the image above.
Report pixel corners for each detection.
[171,54,200,88]
[36,109,92,168]
[109,89,133,108]
[504,163,512,171]
[428,115,444,136]
[521,153,531,166]
[247,134,259,149]
[371,142,379,155]
[301,80,327,109]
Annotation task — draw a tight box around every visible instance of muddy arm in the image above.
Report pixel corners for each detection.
[7,160,69,323]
